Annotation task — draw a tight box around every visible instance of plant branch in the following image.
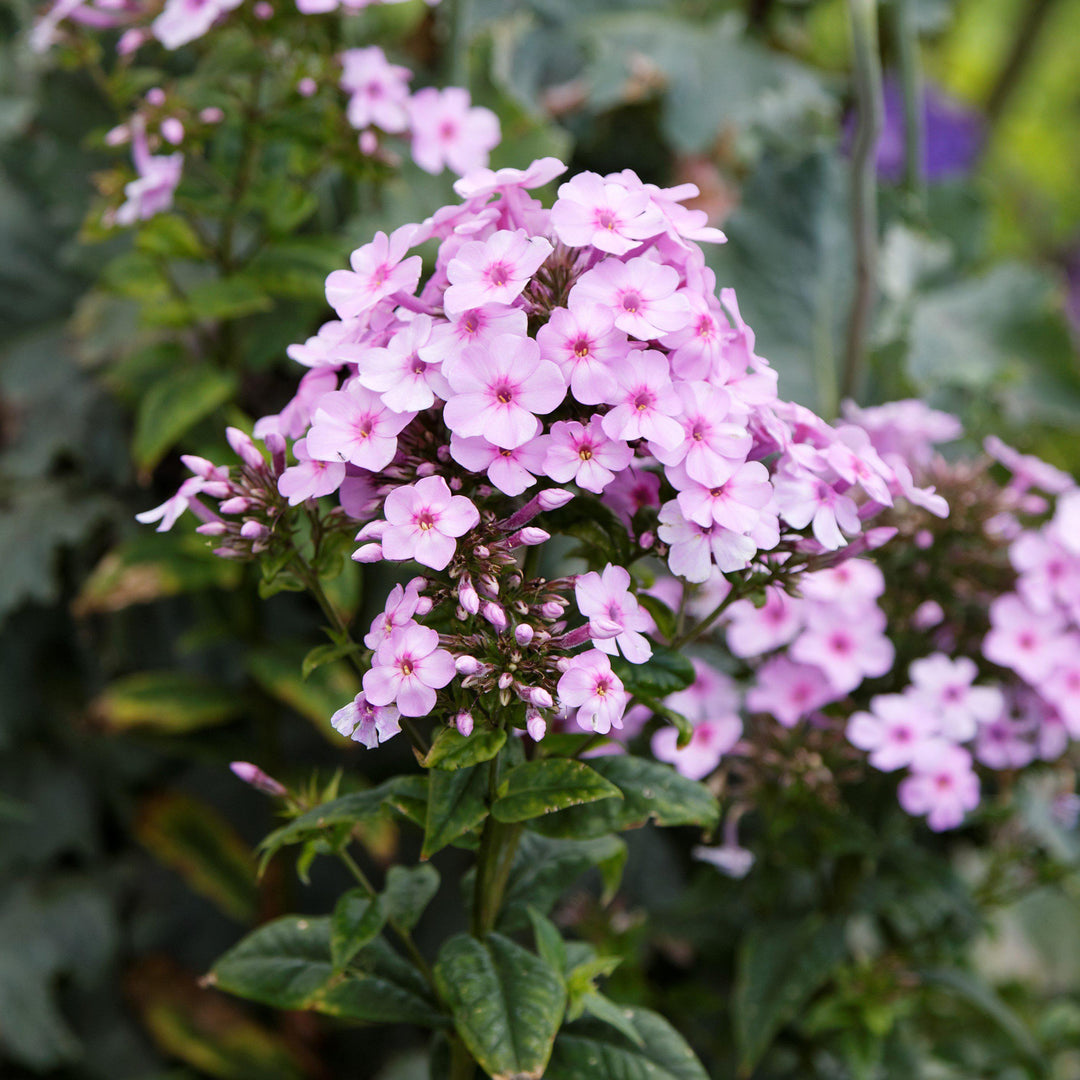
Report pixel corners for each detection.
[985,0,1060,126]
[892,0,926,214]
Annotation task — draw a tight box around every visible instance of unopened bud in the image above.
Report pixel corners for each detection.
[160,117,184,145]
[219,496,250,515]
[230,761,287,797]
[483,602,507,632]
[352,543,383,563]
[514,624,534,646]
[479,574,499,597]
[199,106,224,124]
[240,520,267,540]
[455,655,482,676]
[498,672,514,690]
[514,527,549,547]
[254,0,273,16]
[415,596,433,616]
[416,461,437,477]
[145,86,166,107]
[355,520,387,542]
[226,427,265,471]
[196,522,228,536]
[528,686,553,709]
[455,711,474,737]
[538,488,574,511]
[638,531,655,549]
[526,710,547,742]
[474,545,491,558]
[459,577,480,614]
[541,601,564,620]
[201,481,232,499]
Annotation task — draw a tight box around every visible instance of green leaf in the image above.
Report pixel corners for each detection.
[434,933,566,1080]
[422,726,507,771]
[301,641,362,680]
[733,915,847,1071]
[90,670,243,734]
[422,765,489,859]
[492,760,622,824]
[579,993,644,1048]
[529,757,719,839]
[384,864,440,931]
[330,890,387,972]
[527,906,567,975]
[132,365,238,470]
[134,214,206,259]
[613,646,695,699]
[246,645,360,737]
[546,1006,709,1080]
[383,774,429,829]
[147,275,274,327]
[637,594,677,641]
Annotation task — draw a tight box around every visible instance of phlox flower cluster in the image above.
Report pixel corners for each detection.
[142,158,943,764]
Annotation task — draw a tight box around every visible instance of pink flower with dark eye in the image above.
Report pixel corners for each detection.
[725,587,801,658]
[380,476,480,571]
[898,740,980,831]
[325,225,422,319]
[773,466,861,551]
[657,501,757,580]
[331,691,401,749]
[542,417,633,494]
[305,383,414,471]
[557,650,629,734]
[652,716,741,781]
[974,715,1036,770]
[983,594,1069,683]
[549,171,664,255]
[908,653,1004,741]
[575,564,653,663]
[363,623,456,717]
[746,656,836,727]
[278,438,346,505]
[570,256,691,341]
[420,305,527,366]
[650,383,751,485]
[450,434,545,496]
[600,350,683,449]
[661,285,730,381]
[364,579,425,650]
[443,229,553,315]
[442,334,565,449]
[847,692,937,771]
[340,46,412,133]
[535,303,629,406]
[408,87,501,176]
[791,605,894,694]
[670,460,773,533]
[355,315,450,412]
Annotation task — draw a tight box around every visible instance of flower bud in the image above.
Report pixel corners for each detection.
[240,520,268,540]
[638,530,655,549]
[145,87,166,107]
[226,427,265,471]
[230,761,287,797]
[355,520,387,542]
[218,497,251,515]
[526,710,547,742]
[479,574,499,597]
[416,461,437,477]
[483,601,507,632]
[455,711,474,737]
[200,481,232,499]
[160,117,184,145]
[455,655,482,676]
[541,601,564,620]
[415,596,433,616]
[511,527,549,547]
[199,106,225,124]
[196,522,228,536]
[352,543,383,563]
[104,124,129,146]
[297,77,317,98]
[254,0,273,16]
[514,624,534,646]
[538,488,574,511]
[498,672,513,690]
[116,27,148,55]
[459,576,480,614]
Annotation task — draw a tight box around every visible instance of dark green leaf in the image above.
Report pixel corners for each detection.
[422,765,489,859]
[330,890,387,971]
[612,646,695,699]
[422,726,507,771]
[527,906,567,975]
[434,933,566,1080]
[301,641,362,680]
[492,760,622,824]
[134,214,206,259]
[529,757,719,839]
[384,864,440,931]
[546,1006,709,1080]
[637,594,677,641]
[733,915,846,1071]
[580,993,644,1048]
[91,670,243,734]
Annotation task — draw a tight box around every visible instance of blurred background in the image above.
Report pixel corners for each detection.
[2,0,1080,1076]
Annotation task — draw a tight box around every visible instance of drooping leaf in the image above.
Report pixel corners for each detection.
[90,670,243,735]
[422,765,489,859]
[384,864,440,931]
[434,933,566,1080]
[733,915,847,1071]
[330,890,387,972]
[422,726,507,771]
[529,757,719,839]
[545,1006,709,1080]
[491,759,622,824]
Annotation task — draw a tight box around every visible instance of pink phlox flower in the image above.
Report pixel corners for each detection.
[665,658,740,719]
[442,333,565,449]
[724,586,801,658]
[669,460,773,533]
[745,656,836,728]
[650,383,751,485]
[848,691,937,771]
[828,425,895,507]
[278,438,346,505]
[340,46,412,133]
[600,349,683,449]
[602,467,661,529]
[557,650,629,734]
[657,500,758,579]
[606,171,728,247]
[254,367,338,441]
[408,86,500,176]
[575,564,653,664]
[450,434,546,497]
[884,455,949,518]
[984,435,1074,495]
[419,304,528,365]
[974,714,1036,770]
[286,318,365,369]
[898,740,980,831]
[331,691,401,749]
[908,653,1004,742]
[136,474,214,532]
[453,157,567,202]
[842,398,962,467]
[380,475,480,571]
[363,623,456,717]
[791,604,894,694]
[364,579,424,649]
[1041,651,1080,735]
[798,559,885,605]
[443,229,553,315]
[651,716,741,781]
[773,465,861,551]
[325,224,422,320]
[535,303,628,406]
[114,117,183,225]
[570,256,692,341]
[662,289,733,381]
[355,315,450,412]
[152,0,241,49]
[983,594,1069,683]
[542,417,633,494]
[305,383,414,471]
[1052,490,1080,557]
[549,171,665,255]
[1011,530,1080,615]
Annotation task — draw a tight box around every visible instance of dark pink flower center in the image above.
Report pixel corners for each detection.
[621,291,642,313]
[486,261,510,287]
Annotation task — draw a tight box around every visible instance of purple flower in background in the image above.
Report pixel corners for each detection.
[845,75,984,183]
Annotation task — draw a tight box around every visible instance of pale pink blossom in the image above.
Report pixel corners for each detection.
[535,303,628,406]
[449,434,545,496]
[364,579,425,650]
[408,87,500,176]
[575,564,652,663]
[746,656,835,727]
[983,594,1069,683]
[325,225,422,319]
[773,467,861,551]
[419,305,527,365]
[725,588,801,658]
[443,229,553,315]
[355,315,450,412]
[908,653,1004,741]
[542,418,633,494]
[152,0,241,49]
[340,46,411,133]
[650,383,751,485]
[549,171,664,255]
[791,605,894,694]
[363,623,456,717]
[600,350,683,449]
[557,650,629,734]
[114,118,183,225]
[652,717,741,781]
[670,460,773,533]
[657,501,757,579]
[898,741,980,831]
[331,692,401,748]
[847,692,937,771]
[570,256,691,341]
[381,476,480,571]
[305,383,413,471]
[278,438,346,505]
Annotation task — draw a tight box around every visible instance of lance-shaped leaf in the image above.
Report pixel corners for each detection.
[612,646,695,699]
[422,727,507,771]
[434,933,566,1080]
[545,1006,709,1080]
[422,765,488,859]
[330,890,387,971]
[491,760,622,824]
[90,671,243,735]
[529,757,719,839]
[384,864,440,931]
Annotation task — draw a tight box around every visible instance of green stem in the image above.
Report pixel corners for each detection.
[470,754,523,937]
[669,586,743,650]
[841,0,884,405]
[892,0,926,214]
[448,1037,477,1080]
[985,0,1060,126]
[338,849,438,994]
